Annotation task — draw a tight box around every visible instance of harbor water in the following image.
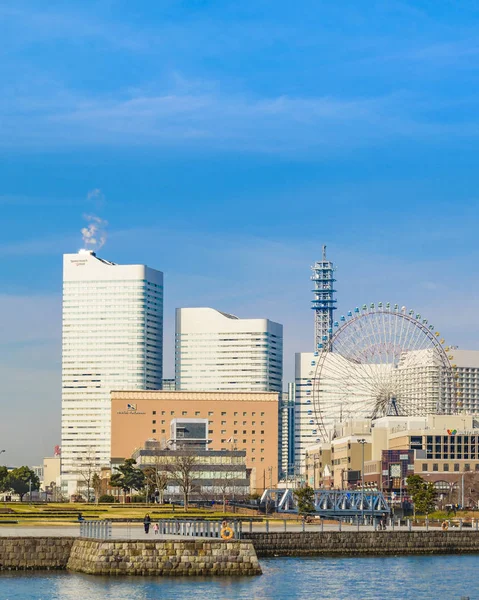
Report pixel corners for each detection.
[0,554,476,599]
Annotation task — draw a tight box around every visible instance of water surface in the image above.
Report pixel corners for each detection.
[0,555,476,599]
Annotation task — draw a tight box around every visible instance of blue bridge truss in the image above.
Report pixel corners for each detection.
[261,489,390,518]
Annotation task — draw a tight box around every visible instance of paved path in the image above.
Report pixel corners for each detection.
[0,522,463,538]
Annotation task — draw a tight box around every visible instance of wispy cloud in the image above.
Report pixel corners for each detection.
[2,75,476,153]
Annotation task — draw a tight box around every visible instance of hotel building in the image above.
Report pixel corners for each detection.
[61,250,163,495]
[110,390,280,492]
[175,308,283,393]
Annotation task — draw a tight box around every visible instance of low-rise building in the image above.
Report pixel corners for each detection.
[131,439,250,502]
[111,390,279,493]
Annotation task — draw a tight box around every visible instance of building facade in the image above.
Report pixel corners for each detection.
[294,352,320,471]
[61,250,163,495]
[131,440,250,501]
[175,308,283,393]
[280,382,296,480]
[111,390,279,493]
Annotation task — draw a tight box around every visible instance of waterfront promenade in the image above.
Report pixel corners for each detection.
[0,519,470,538]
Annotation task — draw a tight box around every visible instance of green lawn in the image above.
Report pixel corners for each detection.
[0,502,255,524]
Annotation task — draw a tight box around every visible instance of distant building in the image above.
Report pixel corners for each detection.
[43,456,61,488]
[61,250,163,496]
[294,352,319,471]
[169,418,209,450]
[279,383,295,479]
[175,307,283,393]
[448,350,479,414]
[110,390,280,493]
[131,440,250,501]
[162,378,176,391]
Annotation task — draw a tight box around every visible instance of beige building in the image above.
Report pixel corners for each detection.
[365,415,479,494]
[305,414,479,505]
[42,456,61,498]
[304,443,331,488]
[305,420,371,489]
[111,390,279,493]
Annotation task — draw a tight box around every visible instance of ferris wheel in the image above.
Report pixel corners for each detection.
[312,303,458,441]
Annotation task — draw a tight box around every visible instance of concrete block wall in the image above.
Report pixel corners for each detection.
[0,537,74,570]
[67,539,262,576]
[242,531,479,557]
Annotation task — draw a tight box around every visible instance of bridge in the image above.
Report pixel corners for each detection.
[260,489,390,518]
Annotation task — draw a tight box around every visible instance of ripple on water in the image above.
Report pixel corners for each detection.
[0,555,476,600]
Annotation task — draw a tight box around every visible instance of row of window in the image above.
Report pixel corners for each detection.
[152,410,266,417]
[422,463,479,472]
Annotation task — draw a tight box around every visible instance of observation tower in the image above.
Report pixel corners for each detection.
[311,245,337,350]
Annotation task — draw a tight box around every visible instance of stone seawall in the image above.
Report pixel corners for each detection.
[243,531,479,557]
[67,539,261,576]
[0,537,74,570]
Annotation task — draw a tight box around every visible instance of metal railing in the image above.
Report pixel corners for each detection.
[156,519,242,538]
[79,519,112,539]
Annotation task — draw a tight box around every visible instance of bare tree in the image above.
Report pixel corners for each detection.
[463,472,479,508]
[76,448,100,502]
[91,473,102,504]
[167,452,197,511]
[212,471,244,513]
[144,454,169,504]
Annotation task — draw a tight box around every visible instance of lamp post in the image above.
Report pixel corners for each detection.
[357,439,367,522]
[461,472,466,509]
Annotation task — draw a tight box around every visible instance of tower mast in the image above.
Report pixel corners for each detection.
[311,245,337,349]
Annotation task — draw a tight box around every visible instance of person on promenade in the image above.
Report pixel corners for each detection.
[144,513,151,534]
[77,513,85,522]
[153,522,159,535]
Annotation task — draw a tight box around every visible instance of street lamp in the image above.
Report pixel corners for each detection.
[357,439,367,522]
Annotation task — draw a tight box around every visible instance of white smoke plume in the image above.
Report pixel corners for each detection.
[81,214,108,250]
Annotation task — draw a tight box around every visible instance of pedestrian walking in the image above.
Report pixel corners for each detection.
[143,513,152,534]
[153,522,159,535]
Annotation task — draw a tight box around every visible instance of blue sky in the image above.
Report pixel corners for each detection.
[1,0,479,465]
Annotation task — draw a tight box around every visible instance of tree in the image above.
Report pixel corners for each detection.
[110,459,145,502]
[167,452,197,511]
[406,475,425,499]
[212,470,244,513]
[407,475,437,516]
[462,472,479,509]
[6,466,40,501]
[0,466,9,493]
[143,454,169,505]
[76,447,100,502]
[294,486,315,515]
[92,473,103,504]
[414,482,437,516]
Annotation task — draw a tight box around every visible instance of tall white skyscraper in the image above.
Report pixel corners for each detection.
[61,250,163,495]
[175,307,283,392]
[294,351,319,471]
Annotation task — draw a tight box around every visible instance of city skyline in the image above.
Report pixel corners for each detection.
[2,1,479,467]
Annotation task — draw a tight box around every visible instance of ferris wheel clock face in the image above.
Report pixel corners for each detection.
[312,303,457,441]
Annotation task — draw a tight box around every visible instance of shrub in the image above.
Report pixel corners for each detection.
[98,494,115,503]
[131,495,146,503]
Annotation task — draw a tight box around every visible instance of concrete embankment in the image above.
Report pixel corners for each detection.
[242,531,479,557]
[0,537,261,576]
[67,539,261,576]
[0,537,75,570]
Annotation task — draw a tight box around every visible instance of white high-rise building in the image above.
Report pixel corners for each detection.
[294,352,318,471]
[61,250,163,495]
[175,307,282,392]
